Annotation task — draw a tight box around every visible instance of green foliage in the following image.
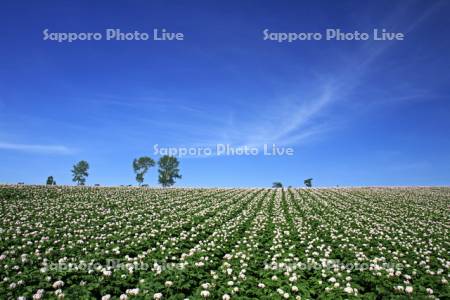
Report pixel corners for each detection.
[304,178,313,187]
[71,160,89,185]
[272,182,283,188]
[158,155,181,187]
[46,176,56,185]
[132,156,155,185]
[0,186,449,299]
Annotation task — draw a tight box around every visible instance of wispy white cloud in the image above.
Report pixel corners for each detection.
[0,142,74,155]
[221,2,442,149]
[80,2,440,154]
[240,84,335,148]
[200,83,336,150]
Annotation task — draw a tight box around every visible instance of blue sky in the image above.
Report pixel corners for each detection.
[0,0,449,187]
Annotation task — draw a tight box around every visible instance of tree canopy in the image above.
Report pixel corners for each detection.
[272,182,283,188]
[72,160,89,185]
[46,176,56,185]
[158,155,181,187]
[132,156,155,185]
[304,178,313,188]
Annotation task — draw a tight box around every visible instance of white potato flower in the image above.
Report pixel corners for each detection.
[200,290,210,298]
[52,280,64,289]
[343,287,353,293]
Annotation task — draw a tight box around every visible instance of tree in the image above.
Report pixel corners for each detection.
[72,160,89,185]
[132,156,155,185]
[272,182,283,188]
[46,176,56,185]
[304,178,313,188]
[158,155,181,187]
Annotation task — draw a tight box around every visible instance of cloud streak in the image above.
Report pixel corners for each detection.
[220,2,442,149]
[0,142,74,155]
[81,2,441,155]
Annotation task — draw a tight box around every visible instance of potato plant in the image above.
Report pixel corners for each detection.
[0,186,449,299]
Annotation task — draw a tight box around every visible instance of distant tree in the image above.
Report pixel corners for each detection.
[132,156,155,185]
[272,182,283,188]
[304,178,313,188]
[158,155,181,187]
[46,176,56,185]
[72,160,89,185]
